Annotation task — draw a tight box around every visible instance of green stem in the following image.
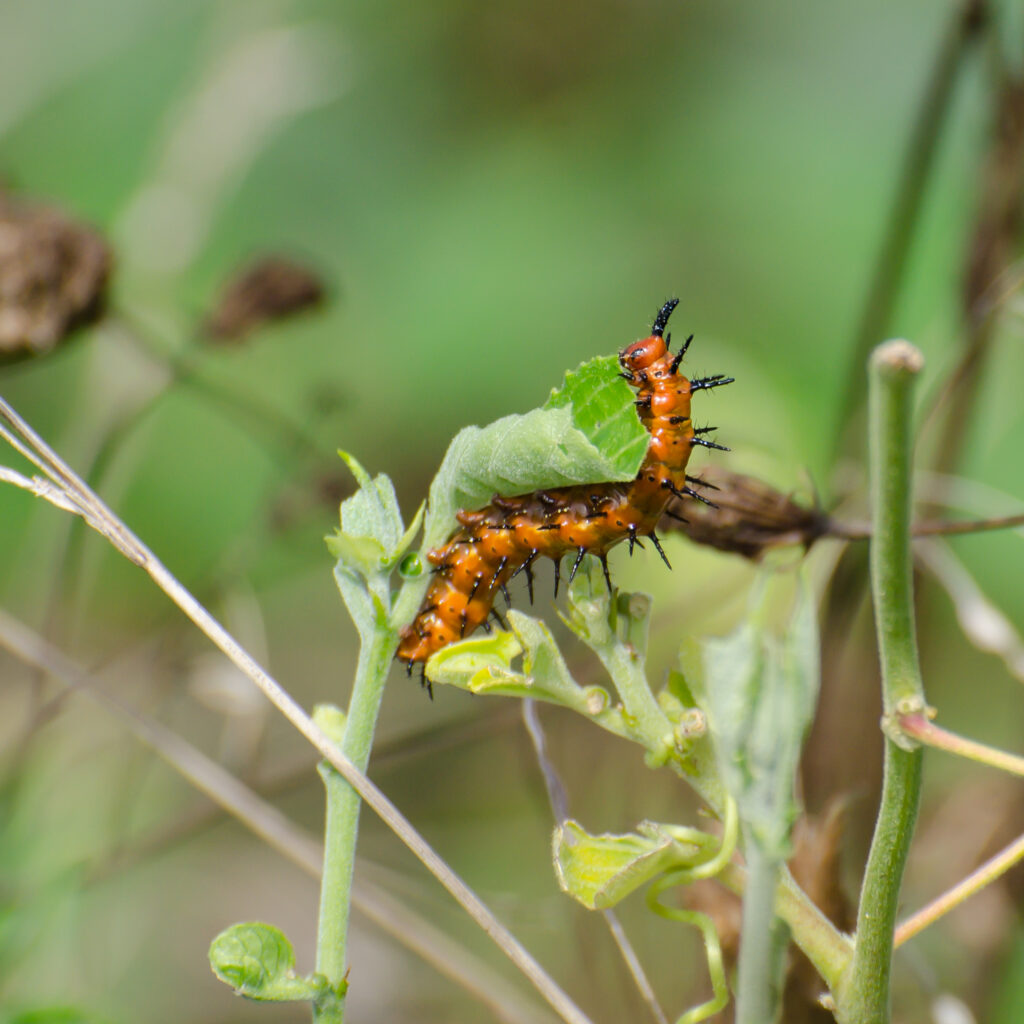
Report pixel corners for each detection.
[597,631,854,993]
[717,862,852,994]
[735,847,785,1024]
[596,639,674,764]
[314,621,396,1020]
[837,341,927,1024]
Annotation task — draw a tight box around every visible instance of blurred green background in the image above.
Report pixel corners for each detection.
[1,0,1023,1021]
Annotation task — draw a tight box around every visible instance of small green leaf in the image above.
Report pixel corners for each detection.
[427,610,617,720]
[333,564,391,648]
[697,575,820,858]
[209,922,324,1002]
[312,703,347,746]
[426,629,525,693]
[553,820,709,910]
[563,556,615,648]
[326,452,422,576]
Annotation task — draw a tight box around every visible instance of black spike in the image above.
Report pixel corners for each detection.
[405,660,413,677]
[511,554,537,603]
[663,507,689,523]
[619,371,636,382]
[627,525,645,555]
[490,556,508,587]
[553,558,561,598]
[668,415,690,425]
[569,546,587,582]
[491,606,508,630]
[690,436,730,452]
[685,474,720,491]
[651,298,679,337]
[599,553,613,592]
[481,619,492,634]
[634,397,652,412]
[459,609,468,638]
[690,375,735,393]
[663,478,719,508]
[499,582,511,607]
[467,576,482,602]
[694,425,718,434]
[649,530,672,570]
[670,335,694,374]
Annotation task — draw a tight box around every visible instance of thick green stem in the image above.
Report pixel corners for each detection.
[837,341,927,1024]
[735,847,785,1024]
[314,623,396,1020]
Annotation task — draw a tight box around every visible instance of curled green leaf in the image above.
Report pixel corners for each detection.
[425,630,525,693]
[553,820,718,910]
[426,610,618,723]
[209,922,325,1002]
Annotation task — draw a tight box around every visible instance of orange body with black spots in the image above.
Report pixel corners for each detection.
[397,299,732,668]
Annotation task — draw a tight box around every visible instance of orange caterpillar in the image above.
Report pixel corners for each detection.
[397,299,732,671]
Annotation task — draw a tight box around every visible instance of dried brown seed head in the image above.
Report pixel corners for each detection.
[203,256,326,342]
[659,465,829,559]
[0,191,111,362]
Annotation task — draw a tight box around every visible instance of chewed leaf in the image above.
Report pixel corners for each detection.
[422,355,646,551]
[553,820,706,910]
[208,922,324,1002]
[545,354,648,474]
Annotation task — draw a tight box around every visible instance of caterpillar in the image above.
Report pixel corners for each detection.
[397,298,732,672]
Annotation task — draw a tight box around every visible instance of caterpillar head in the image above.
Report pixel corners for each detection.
[619,298,678,373]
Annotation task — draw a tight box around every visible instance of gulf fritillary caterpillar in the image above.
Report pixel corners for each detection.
[397,299,732,672]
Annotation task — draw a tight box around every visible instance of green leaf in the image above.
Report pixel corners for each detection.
[545,354,648,473]
[696,575,820,858]
[425,629,525,693]
[427,610,616,719]
[333,563,391,647]
[312,703,347,746]
[325,452,423,575]
[209,922,325,1002]
[422,355,647,551]
[553,820,710,910]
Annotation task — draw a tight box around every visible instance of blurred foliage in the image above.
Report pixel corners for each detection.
[1,0,1023,1022]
